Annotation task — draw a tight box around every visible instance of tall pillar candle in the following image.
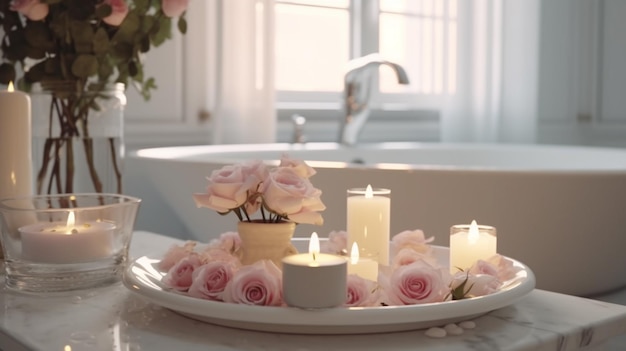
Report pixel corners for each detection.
[0,82,33,260]
[449,220,497,274]
[347,185,390,265]
[0,82,32,199]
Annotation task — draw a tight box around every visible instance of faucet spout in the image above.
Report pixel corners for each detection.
[339,53,410,145]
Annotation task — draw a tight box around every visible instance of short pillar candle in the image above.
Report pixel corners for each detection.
[19,211,116,264]
[282,233,347,309]
[347,185,391,265]
[449,220,497,273]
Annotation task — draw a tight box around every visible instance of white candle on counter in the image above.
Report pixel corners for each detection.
[347,185,390,265]
[449,220,497,273]
[0,82,32,199]
[282,232,347,309]
[20,211,116,263]
[347,242,378,281]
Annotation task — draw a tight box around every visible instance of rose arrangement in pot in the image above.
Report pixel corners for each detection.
[192,155,326,267]
[0,0,189,195]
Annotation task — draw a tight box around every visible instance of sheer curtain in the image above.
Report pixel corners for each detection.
[211,0,276,144]
[441,0,541,143]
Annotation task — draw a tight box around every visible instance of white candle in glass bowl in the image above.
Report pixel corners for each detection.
[19,211,116,264]
[282,233,347,309]
[347,185,390,265]
[449,220,497,273]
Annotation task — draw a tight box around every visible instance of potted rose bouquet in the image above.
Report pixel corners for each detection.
[192,155,326,266]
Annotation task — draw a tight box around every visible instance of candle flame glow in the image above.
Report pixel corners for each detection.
[350,242,360,264]
[66,211,76,228]
[468,220,479,244]
[365,184,373,198]
[308,232,320,260]
[8,81,14,92]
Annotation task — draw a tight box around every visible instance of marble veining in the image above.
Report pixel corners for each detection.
[1,231,626,351]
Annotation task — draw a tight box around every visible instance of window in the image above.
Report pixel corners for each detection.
[274,0,458,142]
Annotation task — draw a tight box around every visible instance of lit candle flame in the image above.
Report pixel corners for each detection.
[65,211,76,235]
[308,232,320,261]
[468,220,479,244]
[350,242,360,264]
[8,81,14,92]
[365,184,373,198]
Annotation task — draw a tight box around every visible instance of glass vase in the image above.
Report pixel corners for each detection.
[30,81,126,195]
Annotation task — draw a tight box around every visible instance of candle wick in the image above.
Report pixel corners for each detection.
[312,252,316,261]
[71,228,78,234]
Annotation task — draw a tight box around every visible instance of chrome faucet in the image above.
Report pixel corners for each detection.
[338,53,410,145]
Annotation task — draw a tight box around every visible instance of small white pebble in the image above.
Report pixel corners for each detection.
[444,323,464,335]
[459,321,476,329]
[425,327,447,338]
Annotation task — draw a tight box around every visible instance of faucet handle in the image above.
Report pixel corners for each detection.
[291,114,306,144]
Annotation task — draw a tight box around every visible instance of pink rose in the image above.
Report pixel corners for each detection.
[10,0,48,21]
[279,154,316,178]
[485,254,522,282]
[468,259,499,278]
[162,0,189,18]
[391,247,438,268]
[102,0,129,26]
[344,275,379,307]
[260,167,326,225]
[390,229,434,257]
[207,231,242,253]
[223,260,283,306]
[321,230,347,254]
[188,261,236,301]
[451,272,500,298]
[382,259,449,305]
[158,241,197,271]
[163,254,202,292]
[193,161,265,214]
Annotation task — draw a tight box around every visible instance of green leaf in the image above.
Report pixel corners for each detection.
[71,54,98,78]
[24,21,51,48]
[111,42,133,62]
[134,0,150,13]
[93,28,110,55]
[25,46,47,59]
[67,0,96,21]
[98,59,114,80]
[112,11,140,43]
[0,63,16,85]
[24,61,47,83]
[177,17,187,34]
[139,36,150,53]
[128,61,139,77]
[94,4,112,19]
[150,17,172,47]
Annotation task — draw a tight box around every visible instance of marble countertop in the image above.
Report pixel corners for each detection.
[2,231,626,351]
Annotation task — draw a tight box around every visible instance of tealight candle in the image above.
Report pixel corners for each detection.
[347,242,379,281]
[282,233,347,309]
[449,220,497,273]
[19,211,116,263]
[347,185,391,265]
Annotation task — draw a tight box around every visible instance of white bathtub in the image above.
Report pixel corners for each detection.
[130,142,626,296]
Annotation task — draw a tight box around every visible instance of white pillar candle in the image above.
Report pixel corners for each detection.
[19,211,116,263]
[282,233,347,309]
[0,82,32,199]
[347,242,378,281]
[449,220,497,273]
[347,185,390,265]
